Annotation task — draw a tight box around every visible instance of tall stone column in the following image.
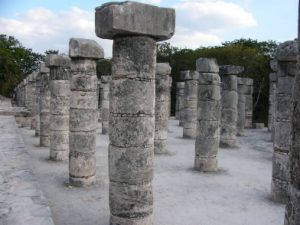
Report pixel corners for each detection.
[181,70,199,138]
[271,40,297,203]
[155,63,171,154]
[237,77,249,136]
[30,72,38,129]
[268,60,278,137]
[46,54,71,161]
[220,65,243,147]
[175,82,184,121]
[34,72,42,136]
[244,78,254,128]
[284,7,300,221]
[100,75,111,134]
[195,58,221,172]
[97,79,102,132]
[39,63,51,147]
[96,2,175,225]
[69,38,104,186]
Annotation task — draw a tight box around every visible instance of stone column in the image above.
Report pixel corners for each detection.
[46,54,71,161]
[268,60,278,137]
[69,38,104,187]
[155,63,171,154]
[220,65,243,147]
[244,78,254,128]
[237,77,249,136]
[284,21,300,224]
[271,40,297,203]
[95,2,175,225]
[97,79,102,132]
[34,72,42,136]
[176,82,184,121]
[195,58,221,172]
[30,72,38,129]
[39,63,51,147]
[100,75,111,134]
[181,70,199,138]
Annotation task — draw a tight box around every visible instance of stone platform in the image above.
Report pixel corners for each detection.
[0,98,54,225]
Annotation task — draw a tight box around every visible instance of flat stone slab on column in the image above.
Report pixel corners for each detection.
[95,1,175,41]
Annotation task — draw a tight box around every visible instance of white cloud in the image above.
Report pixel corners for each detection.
[0,7,112,57]
[0,1,257,56]
[170,0,257,48]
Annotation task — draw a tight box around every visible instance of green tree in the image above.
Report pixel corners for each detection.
[0,34,43,97]
[45,49,59,55]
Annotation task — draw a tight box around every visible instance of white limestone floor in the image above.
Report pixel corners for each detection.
[20,119,285,225]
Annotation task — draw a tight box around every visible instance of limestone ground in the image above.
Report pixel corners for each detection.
[19,119,284,225]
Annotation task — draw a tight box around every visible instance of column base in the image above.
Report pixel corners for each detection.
[110,214,153,225]
[194,157,218,172]
[40,136,50,147]
[69,175,95,187]
[284,184,300,225]
[220,139,237,148]
[271,178,288,204]
[49,150,69,161]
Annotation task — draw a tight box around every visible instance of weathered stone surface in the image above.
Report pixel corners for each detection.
[48,55,70,161]
[220,65,244,75]
[69,38,104,59]
[45,54,71,68]
[195,58,221,172]
[254,123,264,129]
[276,40,297,62]
[175,82,184,120]
[272,40,296,204]
[196,58,219,73]
[270,59,278,72]
[100,75,111,134]
[95,2,175,41]
[69,39,101,187]
[220,66,242,147]
[155,63,171,154]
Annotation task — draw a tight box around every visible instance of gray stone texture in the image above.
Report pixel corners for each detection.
[195,58,221,172]
[100,75,111,134]
[34,72,42,136]
[238,77,254,128]
[46,54,71,161]
[175,82,184,121]
[237,77,248,136]
[39,63,51,147]
[284,38,300,225]
[182,70,199,138]
[271,40,297,204]
[220,65,242,147]
[96,2,175,223]
[268,59,278,134]
[155,63,172,154]
[95,1,175,41]
[69,38,104,187]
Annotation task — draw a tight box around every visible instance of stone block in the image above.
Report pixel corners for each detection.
[95,1,175,41]
[45,54,70,67]
[196,120,220,139]
[70,91,97,109]
[276,40,297,62]
[196,58,219,73]
[69,109,98,131]
[180,70,199,80]
[270,59,278,71]
[195,137,219,157]
[198,85,221,101]
[69,151,96,177]
[198,73,220,85]
[69,131,96,153]
[70,74,98,91]
[156,63,171,75]
[109,145,153,184]
[69,38,104,59]
[197,100,221,121]
[110,79,155,115]
[109,116,154,147]
[220,65,244,75]
[272,151,289,181]
[109,182,153,218]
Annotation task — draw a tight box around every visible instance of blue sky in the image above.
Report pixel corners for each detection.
[0,0,298,57]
